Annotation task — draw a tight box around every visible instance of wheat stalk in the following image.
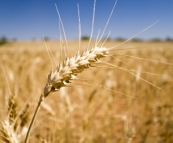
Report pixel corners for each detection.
[24,18,161,143]
[24,0,112,141]
[24,46,109,143]
[24,0,161,142]
[25,42,159,143]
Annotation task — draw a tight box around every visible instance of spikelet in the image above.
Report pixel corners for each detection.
[19,103,29,128]
[8,95,17,126]
[43,47,109,97]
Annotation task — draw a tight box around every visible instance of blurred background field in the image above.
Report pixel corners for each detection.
[0,40,173,143]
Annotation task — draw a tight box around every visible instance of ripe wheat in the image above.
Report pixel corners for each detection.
[44,47,109,97]
[0,95,29,143]
[24,0,164,142]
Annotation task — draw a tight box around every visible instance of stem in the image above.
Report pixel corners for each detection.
[24,94,45,143]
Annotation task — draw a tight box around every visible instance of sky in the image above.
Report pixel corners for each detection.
[0,0,173,41]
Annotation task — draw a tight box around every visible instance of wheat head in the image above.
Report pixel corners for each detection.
[0,120,19,143]
[43,47,109,97]
[25,46,109,143]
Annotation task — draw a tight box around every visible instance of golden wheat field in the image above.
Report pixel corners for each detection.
[0,40,173,143]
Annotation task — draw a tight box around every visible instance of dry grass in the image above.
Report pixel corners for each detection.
[0,40,173,143]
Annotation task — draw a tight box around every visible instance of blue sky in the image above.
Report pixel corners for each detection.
[0,0,173,41]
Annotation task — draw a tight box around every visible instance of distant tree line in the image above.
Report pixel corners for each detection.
[0,36,8,45]
[81,36,173,42]
[0,36,173,45]
[111,37,173,42]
